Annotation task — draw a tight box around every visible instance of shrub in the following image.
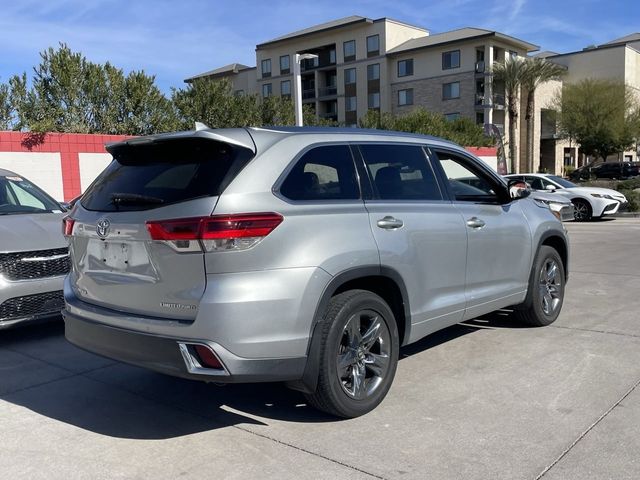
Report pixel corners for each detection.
[619,189,640,212]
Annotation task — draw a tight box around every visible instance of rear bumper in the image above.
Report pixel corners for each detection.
[63,309,307,383]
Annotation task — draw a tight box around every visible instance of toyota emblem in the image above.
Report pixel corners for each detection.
[96,218,111,238]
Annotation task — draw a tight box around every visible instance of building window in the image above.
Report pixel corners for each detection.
[344,40,356,61]
[234,90,245,96]
[443,82,460,99]
[367,34,379,57]
[344,68,356,85]
[281,80,291,97]
[442,50,460,70]
[261,59,272,77]
[345,96,357,112]
[476,112,484,124]
[280,55,290,75]
[329,49,336,64]
[398,89,413,106]
[262,83,272,98]
[367,63,380,81]
[368,92,380,109]
[397,59,413,77]
[444,112,460,121]
[509,50,518,59]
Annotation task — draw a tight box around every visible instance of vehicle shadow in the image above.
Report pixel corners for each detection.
[1,310,524,439]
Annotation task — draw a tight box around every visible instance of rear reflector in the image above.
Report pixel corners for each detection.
[62,216,75,236]
[194,345,224,369]
[146,213,283,252]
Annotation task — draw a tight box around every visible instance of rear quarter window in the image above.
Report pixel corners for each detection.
[81,138,253,212]
[279,145,360,201]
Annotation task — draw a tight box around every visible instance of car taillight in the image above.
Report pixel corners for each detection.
[62,216,75,237]
[146,213,283,252]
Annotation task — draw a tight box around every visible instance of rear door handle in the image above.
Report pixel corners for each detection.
[466,217,486,229]
[377,216,404,229]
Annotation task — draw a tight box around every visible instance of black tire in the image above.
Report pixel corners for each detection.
[515,246,565,327]
[305,290,399,418]
[572,199,592,221]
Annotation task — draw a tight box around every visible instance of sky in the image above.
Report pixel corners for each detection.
[1,0,638,93]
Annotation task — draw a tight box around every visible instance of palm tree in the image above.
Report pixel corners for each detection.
[521,58,566,172]
[493,57,526,173]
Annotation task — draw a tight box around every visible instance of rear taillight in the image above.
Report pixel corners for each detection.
[62,216,75,237]
[146,213,283,252]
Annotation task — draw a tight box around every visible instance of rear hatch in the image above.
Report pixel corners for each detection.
[67,131,255,321]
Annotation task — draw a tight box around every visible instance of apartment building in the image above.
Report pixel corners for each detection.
[535,34,640,173]
[386,28,537,134]
[186,16,537,133]
[253,16,428,125]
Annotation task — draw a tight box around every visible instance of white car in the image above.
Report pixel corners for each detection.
[505,174,627,221]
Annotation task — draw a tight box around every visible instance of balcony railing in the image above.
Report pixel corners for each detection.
[492,94,505,107]
[302,89,316,100]
[318,86,337,97]
[475,93,506,108]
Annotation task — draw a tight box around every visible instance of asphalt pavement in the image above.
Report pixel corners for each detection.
[1,218,639,479]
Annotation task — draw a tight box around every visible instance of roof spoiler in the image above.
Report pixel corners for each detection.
[106,127,256,155]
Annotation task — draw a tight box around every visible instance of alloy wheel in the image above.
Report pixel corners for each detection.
[573,201,590,221]
[538,258,562,316]
[336,309,391,400]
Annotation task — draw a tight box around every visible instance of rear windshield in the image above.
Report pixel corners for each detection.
[81,137,253,212]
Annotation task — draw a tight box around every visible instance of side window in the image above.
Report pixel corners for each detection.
[529,177,545,190]
[280,145,359,201]
[434,150,501,202]
[359,144,442,201]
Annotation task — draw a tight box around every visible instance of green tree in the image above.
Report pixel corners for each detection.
[521,58,566,171]
[16,43,177,134]
[358,107,492,147]
[493,58,527,173]
[0,74,28,131]
[555,79,638,161]
[0,82,10,130]
[172,78,334,129]
[172,78,262,129]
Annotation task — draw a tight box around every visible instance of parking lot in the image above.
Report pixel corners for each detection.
[1,218,639,479]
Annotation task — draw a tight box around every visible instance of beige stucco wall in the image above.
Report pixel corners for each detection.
[624,47,640,93]
[384,20,428,51]
[551,46,627,84]
[232,68,258,94]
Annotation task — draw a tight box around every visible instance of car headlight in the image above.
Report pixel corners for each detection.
[532,198,563,220]
[590,193,613,199]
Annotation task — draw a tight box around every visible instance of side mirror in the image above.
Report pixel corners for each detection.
[545,184,556,192]
[507,179,531,199]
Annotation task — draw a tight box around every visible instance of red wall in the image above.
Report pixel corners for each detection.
[0,132,129,201]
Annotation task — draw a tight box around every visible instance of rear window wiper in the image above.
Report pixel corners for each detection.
[110,193,165,206]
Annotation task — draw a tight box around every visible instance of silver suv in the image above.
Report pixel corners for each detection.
[63,127,569,418]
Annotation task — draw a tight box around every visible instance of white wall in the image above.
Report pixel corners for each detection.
[79,152,112,191]
[0,152,64,201]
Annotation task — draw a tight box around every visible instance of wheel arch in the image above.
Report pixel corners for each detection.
[289,266,411,394]
[540,231,569,280]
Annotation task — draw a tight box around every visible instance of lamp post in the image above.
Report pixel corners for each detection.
[293,53,319,127]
